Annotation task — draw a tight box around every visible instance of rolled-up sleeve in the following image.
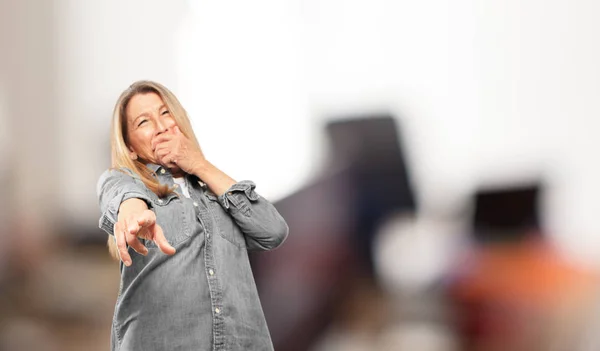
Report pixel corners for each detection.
[97,169,152,236]
[217,180,289,251]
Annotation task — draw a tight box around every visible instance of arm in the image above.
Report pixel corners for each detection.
[97,169,152,235]
[97,169,175,266]
[191,161,288,251]
[191,159,236,197]
[214,180,289,251]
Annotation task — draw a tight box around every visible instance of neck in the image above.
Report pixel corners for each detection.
[170,167,186,178]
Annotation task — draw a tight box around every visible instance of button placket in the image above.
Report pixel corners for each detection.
[189,179,224,341]
[202,214,225,348]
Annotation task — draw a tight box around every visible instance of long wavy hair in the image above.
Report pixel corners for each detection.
[106,80,200,259]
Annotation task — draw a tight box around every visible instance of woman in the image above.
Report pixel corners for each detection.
[97,80,288,351]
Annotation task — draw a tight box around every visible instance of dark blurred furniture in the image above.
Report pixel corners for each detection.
[471,183,542,243]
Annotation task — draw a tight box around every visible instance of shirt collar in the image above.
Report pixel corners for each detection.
[144,163,205,187]
[145,163,165,174]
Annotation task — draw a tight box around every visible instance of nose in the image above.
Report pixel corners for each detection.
[155,118,169,135]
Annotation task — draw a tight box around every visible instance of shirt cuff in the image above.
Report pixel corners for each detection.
[98,190,153,235]
[217,180,260,211]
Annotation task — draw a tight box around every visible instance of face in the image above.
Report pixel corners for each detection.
[125,92,177,164]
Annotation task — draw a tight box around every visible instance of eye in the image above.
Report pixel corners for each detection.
[161,110,170,115]
[137,119,148,127]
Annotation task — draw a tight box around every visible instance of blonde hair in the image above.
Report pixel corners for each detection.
[107,80,200,259]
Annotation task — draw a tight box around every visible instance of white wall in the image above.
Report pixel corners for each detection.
[56,0,188,228]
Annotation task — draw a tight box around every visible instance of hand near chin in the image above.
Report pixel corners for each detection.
[152,126,206,174]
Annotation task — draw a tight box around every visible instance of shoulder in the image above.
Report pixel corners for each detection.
[97,167,144,194]
[98,167,136,181]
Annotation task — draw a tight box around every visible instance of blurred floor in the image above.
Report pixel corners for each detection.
[0,243,119,351]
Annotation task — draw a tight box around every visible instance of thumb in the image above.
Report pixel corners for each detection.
[174,126,182,135]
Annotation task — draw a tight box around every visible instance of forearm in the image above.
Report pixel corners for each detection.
[216,181,289,251]
[190,159,288,250]
[230,198,289,251]
[191,160,236,197]
[98,168,153,236]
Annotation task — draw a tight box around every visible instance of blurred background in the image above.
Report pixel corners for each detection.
[1,0,600,350]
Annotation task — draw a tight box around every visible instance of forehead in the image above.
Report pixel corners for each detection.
[126,92,165,121]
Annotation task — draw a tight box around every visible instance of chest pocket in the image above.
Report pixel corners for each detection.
[204,191,247,249]
[144,190,192,249]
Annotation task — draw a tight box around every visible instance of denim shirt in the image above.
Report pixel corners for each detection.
[97,164,288,351]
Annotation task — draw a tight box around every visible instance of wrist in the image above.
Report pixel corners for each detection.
[118,198,149,221]
[191,158,211,178]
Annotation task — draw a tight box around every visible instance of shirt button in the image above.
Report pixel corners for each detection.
[174,184,179,188]
[160,169,166,174]
[157,199,163,204]
[193,202,198,207]
[209,269,214,276]
[215,308,221,314]
[227,192,232,196]
[206,233,210,238]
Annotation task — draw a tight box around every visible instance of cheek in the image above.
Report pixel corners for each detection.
[129,130,154,153]
[166,117,178,129]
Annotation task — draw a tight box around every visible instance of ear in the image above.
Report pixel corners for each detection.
[128,146,138,160]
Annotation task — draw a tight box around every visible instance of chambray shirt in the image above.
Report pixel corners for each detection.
[97,164,288,351]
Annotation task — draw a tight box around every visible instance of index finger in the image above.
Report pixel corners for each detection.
[152,134,173,151]
[115,221,132,266]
